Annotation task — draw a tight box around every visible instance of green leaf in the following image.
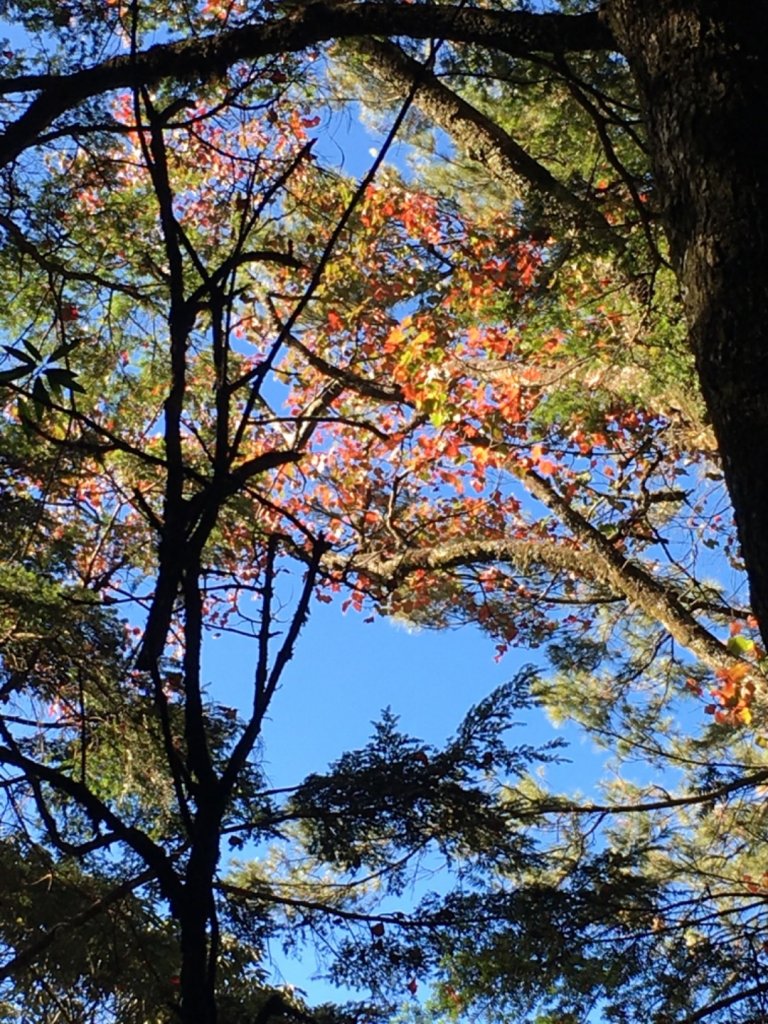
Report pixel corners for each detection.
[3,344,37,366]
[0,365,31,385]
[21,337,42,361]
[16,397,34,428]
[727,634,755,656]
[31,375,50,416]
[49,337,83,362]
[44,366,86,394]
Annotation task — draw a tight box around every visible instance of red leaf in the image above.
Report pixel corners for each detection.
[327,309,343,332]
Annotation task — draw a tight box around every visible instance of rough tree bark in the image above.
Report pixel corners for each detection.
[603,0,768,648]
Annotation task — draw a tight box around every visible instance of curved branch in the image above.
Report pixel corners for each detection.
[530,767,768,817]
[519,467,755,681]
[342,535,594,584]
[0,4,615,166]
[0,744,182,907]
[327,490,758,686]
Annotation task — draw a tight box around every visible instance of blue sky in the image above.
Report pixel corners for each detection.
[218,597,602,1001]
[251,601,599,795]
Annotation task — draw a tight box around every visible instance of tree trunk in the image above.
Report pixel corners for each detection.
[178,818,222,1024]
[179,902,218,1024]
[605,1,768,646]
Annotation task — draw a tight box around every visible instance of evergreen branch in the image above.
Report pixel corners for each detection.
[0,744,182,907]
[520,467,761,683]
[0,868,155,982]
[0,214,147,298]
[219,880,438,928]
[527,768,768,817]
[353,37,620,247]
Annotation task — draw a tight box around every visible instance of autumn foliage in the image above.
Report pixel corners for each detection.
[1,3,768,1024]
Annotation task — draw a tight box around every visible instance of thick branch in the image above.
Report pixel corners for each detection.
[0,4,615,166]
[521,468,759,682]
[329,493,757,686]
[354,38,620,246]
[344,535,594,583]
[0,745,181,907]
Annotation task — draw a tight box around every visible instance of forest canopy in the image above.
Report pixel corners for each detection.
[1,2,768,1023]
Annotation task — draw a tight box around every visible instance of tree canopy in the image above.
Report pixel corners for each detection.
[1,2,768,1023]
